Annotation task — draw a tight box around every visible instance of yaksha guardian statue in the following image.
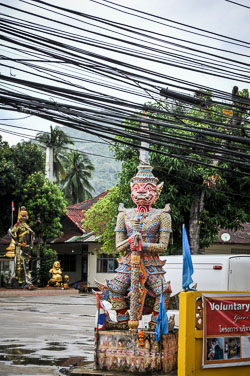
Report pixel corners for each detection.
[97,159,172,331]
[8,206,35,289]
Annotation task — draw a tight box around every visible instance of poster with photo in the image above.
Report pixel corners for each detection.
[202,293,250,368]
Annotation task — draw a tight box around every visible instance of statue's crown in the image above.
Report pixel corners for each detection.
[131,164,158,185]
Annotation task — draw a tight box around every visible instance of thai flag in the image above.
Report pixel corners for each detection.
[95,292,105,330]
[11,201,15,212]
[98,308,105,330]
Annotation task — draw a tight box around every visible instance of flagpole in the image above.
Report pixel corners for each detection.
[11,205,13,228]
[95,296,100,367]
[11,201,15,228]
[160,281,163,371]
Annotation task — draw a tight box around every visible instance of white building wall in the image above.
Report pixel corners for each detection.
[87,243,115,288]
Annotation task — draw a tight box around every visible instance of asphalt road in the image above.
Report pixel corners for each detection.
[0,293,96,376]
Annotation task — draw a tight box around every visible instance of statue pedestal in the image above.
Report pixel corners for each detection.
[95,330,178,374]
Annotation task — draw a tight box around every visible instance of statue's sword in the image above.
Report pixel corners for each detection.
[128,234,141,334]
[128,221,148,334]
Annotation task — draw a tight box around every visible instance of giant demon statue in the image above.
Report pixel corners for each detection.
[97,152,172,332]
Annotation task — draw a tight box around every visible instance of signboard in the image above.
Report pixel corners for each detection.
[202,293,250,368]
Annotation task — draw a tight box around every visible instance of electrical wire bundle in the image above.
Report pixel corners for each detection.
[0,0,250,177]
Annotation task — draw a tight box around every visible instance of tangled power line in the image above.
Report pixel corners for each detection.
[0,0,250,177]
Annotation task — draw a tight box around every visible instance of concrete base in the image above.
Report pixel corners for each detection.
[71,365,177,376]
[94,330,178,374]
[71,367,123,375]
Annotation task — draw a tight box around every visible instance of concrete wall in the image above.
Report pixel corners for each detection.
[204,243,250,254]
[87,243,115,288]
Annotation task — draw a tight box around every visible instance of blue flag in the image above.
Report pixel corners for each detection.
[154,291,168,343]
[97,312,105,330]
[182,225,194,290]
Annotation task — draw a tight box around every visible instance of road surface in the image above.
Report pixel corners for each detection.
[0,293,96,375]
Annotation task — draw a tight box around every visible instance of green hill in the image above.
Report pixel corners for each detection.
[62,127,121,195]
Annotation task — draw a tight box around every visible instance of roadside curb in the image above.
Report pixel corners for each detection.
[0,288,79,297]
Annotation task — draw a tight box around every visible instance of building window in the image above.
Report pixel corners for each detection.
[97,254,118,273]
[58,254,76,272]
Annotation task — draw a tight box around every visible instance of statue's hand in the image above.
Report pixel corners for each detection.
[128,234,136,250]
[133,232,142,247]
[139,238,145,250]
[128,232,143,251]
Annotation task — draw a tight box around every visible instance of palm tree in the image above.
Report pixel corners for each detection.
[36,126,73,182]
[62,150,95,204]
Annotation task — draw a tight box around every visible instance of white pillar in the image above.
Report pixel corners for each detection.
[45,146,53,181]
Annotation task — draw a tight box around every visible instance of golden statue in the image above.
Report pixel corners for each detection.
[8,206,35,289]
[48,261,63,287]
[63,275,69,289]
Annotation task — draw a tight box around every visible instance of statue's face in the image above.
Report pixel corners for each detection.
[20,212,28,223]
[131,182,157,206]
[54,261,60,269]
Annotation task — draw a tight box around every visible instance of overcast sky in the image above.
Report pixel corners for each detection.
[1,0,249,145]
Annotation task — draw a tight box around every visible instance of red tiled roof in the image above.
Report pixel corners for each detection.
[66,208,86,233]
[217,223,250,244]
[66,192,107,232]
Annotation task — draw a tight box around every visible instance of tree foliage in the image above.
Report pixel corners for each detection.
[82,186,126,254]
[11,141,45,194]
[21,172,67,242]
[62,150,95,204]
[0,138,45,236]
[36,125,73,182]
[61,127,121,195]
[83,92,250,254]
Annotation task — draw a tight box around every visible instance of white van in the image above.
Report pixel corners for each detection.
[160,254,250,327]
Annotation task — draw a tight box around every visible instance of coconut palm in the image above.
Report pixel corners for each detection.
[62,150,95,204]
[36,126,73,182]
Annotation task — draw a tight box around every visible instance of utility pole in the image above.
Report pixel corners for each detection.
[45,146,53,181]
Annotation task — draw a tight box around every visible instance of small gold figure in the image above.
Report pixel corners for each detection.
[48,261,63,287]
[63,275,69,289]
